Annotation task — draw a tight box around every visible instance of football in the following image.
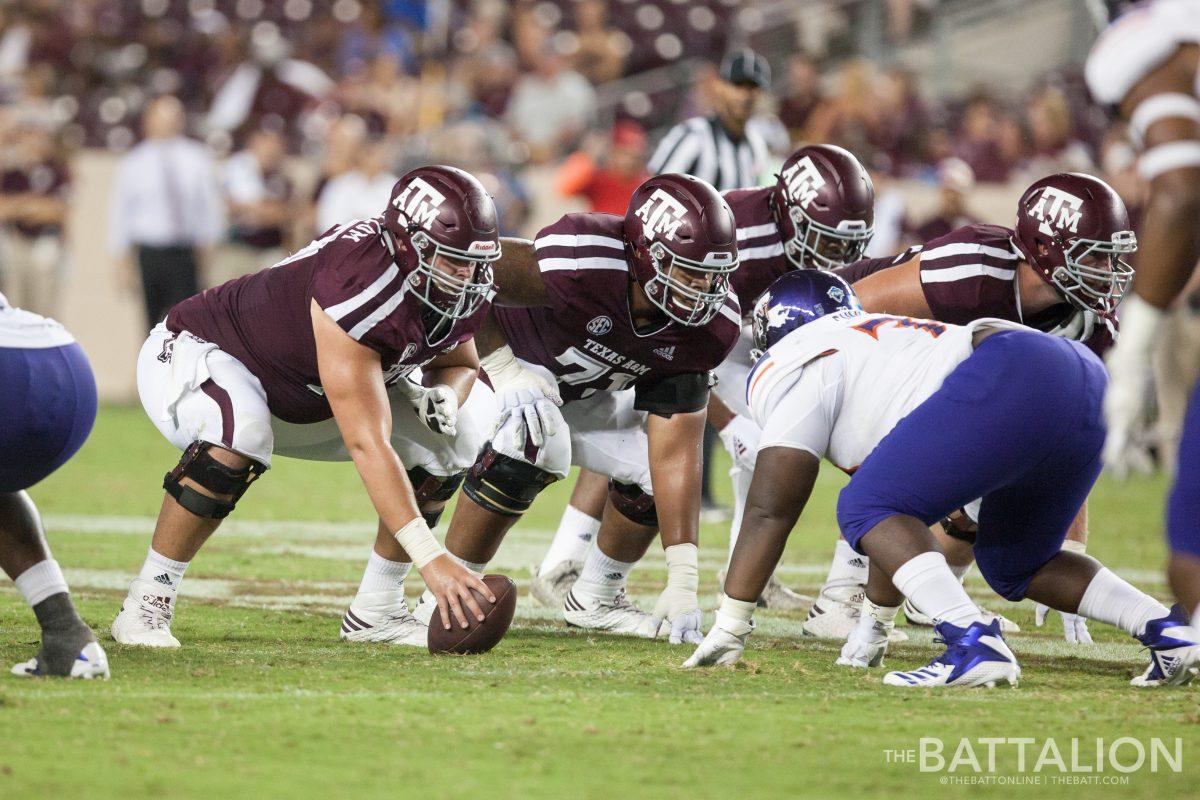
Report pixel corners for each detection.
[426,574,518,655]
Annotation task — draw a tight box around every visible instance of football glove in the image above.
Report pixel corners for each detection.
[682,612,754,667]
[1035,603,1093,645]
[1102,296,1164,478]
[482,345,563,449]
[716,414,761,472]
[651,544,702,644]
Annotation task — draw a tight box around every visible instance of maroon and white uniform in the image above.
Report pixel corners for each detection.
[490,213,740,490]
[135,218,496,471]
[834,223,1115,354]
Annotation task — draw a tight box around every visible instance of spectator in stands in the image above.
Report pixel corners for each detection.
[905,157,977,244]
[505,42,596,164]
[555,122,648,214]
[315,136,397,231]
[648,50,771,191]
[109,96,224,330]
[1020,84,1094,178]
[572,0,627,85]
[0,120,70,317]
[953,94,1014,183]
[777,53,823,145]
[218,129,293,286]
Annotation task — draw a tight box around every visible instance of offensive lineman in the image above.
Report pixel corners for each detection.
[411,173,742,644]
[530,145,875,612]
[685,271,1200,688]
[801,172,1136,639]
[1087,0,1200,630]
[112,166,501,648]
[2,292,109,678]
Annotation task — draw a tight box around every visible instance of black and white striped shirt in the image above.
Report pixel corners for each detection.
[647,116,769,191]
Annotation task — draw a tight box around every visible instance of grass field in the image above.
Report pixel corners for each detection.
[2,406,1198,799]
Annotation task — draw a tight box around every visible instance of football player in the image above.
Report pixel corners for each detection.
[685,271,1200,688]
[801,172,1136,640]
[2,292,109,678]
[531,145,874,612]
[411,173,741,643]
[112,166,501,649]
[1086,0,1200,631]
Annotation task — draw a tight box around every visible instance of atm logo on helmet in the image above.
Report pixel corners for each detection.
[782,156,826,208]
[394,177,446,230]
[635,189,688,241]
[1028,187,1083,236]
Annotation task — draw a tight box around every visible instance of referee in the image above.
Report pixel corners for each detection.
[648,50,771,191]
[648,49,771,518]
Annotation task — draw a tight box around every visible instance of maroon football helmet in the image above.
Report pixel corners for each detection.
[1011,172,1136,316]
[382,165,500,329]
[623,173,738,326]
[771,144,875,271]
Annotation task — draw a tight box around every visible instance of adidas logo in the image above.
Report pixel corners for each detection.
[653,346,676,361]
[848,558,867,569]
[153,573,174,587]
[604,571,625,581]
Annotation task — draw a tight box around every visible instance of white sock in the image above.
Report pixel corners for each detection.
[573,543,635,602]
[1078,567,1167,638]
[137,548,188,594]
[891,551,983,628]
[823,539,869,590]
[449,553,488,574]
[949,562,972,582]
[539,505,601,574]
[15,559,69,607]
[356,551,412,595]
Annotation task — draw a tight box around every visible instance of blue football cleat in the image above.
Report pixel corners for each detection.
[1131,604,1200,687]
[10,641,110,680]
[884,618,1020,688]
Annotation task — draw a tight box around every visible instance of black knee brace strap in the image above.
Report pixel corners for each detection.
[608,480,658,527]
[163,442,266,519]
[407,466,465,528]
[463,444,558,517]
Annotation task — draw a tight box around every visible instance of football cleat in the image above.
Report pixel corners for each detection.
[883,619,1020,688]
[11,641,110,680]
[563,588,665,638]
[529,560,582,608]
[1131,604,1200,687]
[339,591,427,647]
[111,578,182,648]
[803,585,907,642]
[903,598,1020,633]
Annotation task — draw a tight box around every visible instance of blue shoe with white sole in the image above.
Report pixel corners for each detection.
[1131,604,1200,687]
[884,618,1019,688]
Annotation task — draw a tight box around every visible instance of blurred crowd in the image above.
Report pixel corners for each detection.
[0,0,1145,324]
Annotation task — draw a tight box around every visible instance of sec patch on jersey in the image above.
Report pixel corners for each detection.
[427,574,518,655]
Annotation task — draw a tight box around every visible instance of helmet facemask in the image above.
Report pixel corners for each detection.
[404,230,498,342]
[643,240,737,326]
[1047,230,1136,316]
[783,204,873,272]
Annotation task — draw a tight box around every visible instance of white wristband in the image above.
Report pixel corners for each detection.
[1061,540,1087,555]
[479,345,523,391]
[716,595,756,636]
[394,517,446,569]
[664,543,699,593]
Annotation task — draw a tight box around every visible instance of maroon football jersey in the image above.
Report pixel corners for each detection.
[167,218,488,424]
[723,187,790,312]
[493,213,741,405]
[836,223,1113,353]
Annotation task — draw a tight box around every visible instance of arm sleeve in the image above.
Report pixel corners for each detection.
[756,355,844,460]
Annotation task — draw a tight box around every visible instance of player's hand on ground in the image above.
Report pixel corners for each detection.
[717,414,761,471]
[682,614,753,667]
[651,585,703,644]
[419,555,496,631]
[1035,603,1093,644]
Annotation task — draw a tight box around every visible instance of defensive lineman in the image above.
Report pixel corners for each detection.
[113,166,501,648]
[2,292,109,678]
[685,271,1200,687]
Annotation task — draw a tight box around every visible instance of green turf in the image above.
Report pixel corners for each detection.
[2,406,1197,799]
